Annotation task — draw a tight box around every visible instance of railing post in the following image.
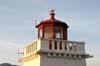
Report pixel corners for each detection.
[62,41,65,51]
[67,42,70,52]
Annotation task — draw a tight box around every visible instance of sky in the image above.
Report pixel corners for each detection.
[0,0,100,66]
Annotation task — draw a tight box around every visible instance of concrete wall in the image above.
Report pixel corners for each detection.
[40,55,86,66]
[23,55,40,66]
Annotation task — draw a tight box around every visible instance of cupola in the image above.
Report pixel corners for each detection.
[36,10,69,40]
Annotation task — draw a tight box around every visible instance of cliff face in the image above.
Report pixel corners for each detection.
[0,63,18,66]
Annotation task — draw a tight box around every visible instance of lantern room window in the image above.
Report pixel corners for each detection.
[55,26,63,39]
[39,29,43,38]
[44,26,53,39]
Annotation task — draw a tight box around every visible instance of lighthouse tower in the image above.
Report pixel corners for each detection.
[19,10,92,66]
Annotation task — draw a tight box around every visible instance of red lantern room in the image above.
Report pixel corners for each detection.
[36,10,69,40]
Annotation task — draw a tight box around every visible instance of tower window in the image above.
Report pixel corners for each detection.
[44,26,53,39]
[55,32,61,39]
[55,26,63,39]
[39,29,43,38]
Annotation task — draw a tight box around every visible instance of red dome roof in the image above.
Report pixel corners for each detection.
[36,10,69,29]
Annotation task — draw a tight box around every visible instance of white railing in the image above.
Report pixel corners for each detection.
[41,38,85,54]
[24,38,85,56]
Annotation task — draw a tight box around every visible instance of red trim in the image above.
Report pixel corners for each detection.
[66,29,67,40]
[38,24,43,30]
[49,40,52,49]
[63,28,67,40]
[55,41,57,50]
[63,28,65,40]
[43,25,44,38]
[36,21,68,29]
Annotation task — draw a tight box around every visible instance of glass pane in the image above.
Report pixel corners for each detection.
[40,29,42,38]
[55,26,63,39]
[55,32,60,38]
[44,26,53,39]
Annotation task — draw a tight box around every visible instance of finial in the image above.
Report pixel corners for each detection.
[50,8,55,14]
[49,8,55,21]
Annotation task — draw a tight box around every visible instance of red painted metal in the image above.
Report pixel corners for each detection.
[55,41,57,50]
[36,10,69,40]
[49,40,52,49]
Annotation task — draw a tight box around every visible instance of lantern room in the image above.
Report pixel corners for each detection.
[36,10,69,40]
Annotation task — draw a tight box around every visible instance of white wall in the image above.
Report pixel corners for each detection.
[40,55,86,66]
[23,55,40,66]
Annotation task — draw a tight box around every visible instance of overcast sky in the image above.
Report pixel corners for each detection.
[0,0,100,66]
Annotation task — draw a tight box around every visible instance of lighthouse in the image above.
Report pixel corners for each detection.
[19,10,92,66]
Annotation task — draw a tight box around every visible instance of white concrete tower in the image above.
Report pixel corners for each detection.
[19,10,93,66]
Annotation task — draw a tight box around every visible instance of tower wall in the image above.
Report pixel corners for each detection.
[23,55,40,66]
[40,55,86,66]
